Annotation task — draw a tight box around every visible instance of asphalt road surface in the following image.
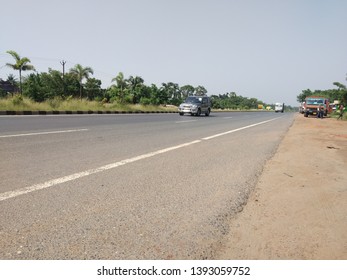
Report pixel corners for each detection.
[0,112,294,259]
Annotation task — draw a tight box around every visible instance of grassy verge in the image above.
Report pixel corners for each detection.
[330,111,347,120]
[0,96,177,112]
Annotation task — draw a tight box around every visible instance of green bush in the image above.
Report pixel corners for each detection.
[0,96,177,112]
[47,97,62,109]
[12,94,24,106]
[140,97,151,106]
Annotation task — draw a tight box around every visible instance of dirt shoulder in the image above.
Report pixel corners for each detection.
[218,114,347,259]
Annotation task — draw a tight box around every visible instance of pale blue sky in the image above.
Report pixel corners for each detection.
[1,0,347,106]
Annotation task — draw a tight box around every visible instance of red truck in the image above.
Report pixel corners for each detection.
[303,96,331,117]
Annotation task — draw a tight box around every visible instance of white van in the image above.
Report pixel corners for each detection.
[275,102,284,113]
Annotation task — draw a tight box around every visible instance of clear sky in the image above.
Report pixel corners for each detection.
[1,0,347,106]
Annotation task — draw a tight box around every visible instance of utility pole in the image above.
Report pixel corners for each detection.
[60,60,66,96]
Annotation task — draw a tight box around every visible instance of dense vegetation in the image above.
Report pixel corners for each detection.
[0,50,311,111]
[297,82,347,105]
[0,68,279,110]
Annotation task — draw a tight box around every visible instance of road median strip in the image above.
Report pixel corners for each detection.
[0,110,177,115]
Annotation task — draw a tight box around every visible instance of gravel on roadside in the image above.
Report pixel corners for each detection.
[218,115,347,259]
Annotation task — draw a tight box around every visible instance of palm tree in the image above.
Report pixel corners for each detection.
[195,85,207,96]
[6,50,35,95]
[111,72,127,103]
[180,85,195,99]
[161,82,180,100]
[127,75,144,88]
[127,75,144,103]
[69,64,94,99]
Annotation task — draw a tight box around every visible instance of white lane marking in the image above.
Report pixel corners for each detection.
[175,120,197,123]
[0,140,201,202]
[223,117,233,119]
[0,117,281,201]
[0,129,89,138]
[202,118,280,140]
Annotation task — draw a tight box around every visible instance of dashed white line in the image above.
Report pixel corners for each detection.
[0,117,281,201]
[0,129,89,138]
[0,140,201,202]
[202,118,280,140]
[175,120,198,123]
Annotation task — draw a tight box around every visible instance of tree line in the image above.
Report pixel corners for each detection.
[1,50,294,110]
[297,82,347,105]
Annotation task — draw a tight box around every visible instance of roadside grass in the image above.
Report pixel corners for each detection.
[0,96,177,112]
[330,111,347,121]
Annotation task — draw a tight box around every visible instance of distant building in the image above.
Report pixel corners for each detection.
[0,79,19,94]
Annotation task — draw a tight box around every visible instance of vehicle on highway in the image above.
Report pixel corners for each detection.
[275,102,284,113]
[303,96,331,117]
[178,96,211,116]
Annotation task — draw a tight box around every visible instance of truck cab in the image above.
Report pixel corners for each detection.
[304,96,331,117]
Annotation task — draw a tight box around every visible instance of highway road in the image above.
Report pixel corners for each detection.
[0,112,294,259]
